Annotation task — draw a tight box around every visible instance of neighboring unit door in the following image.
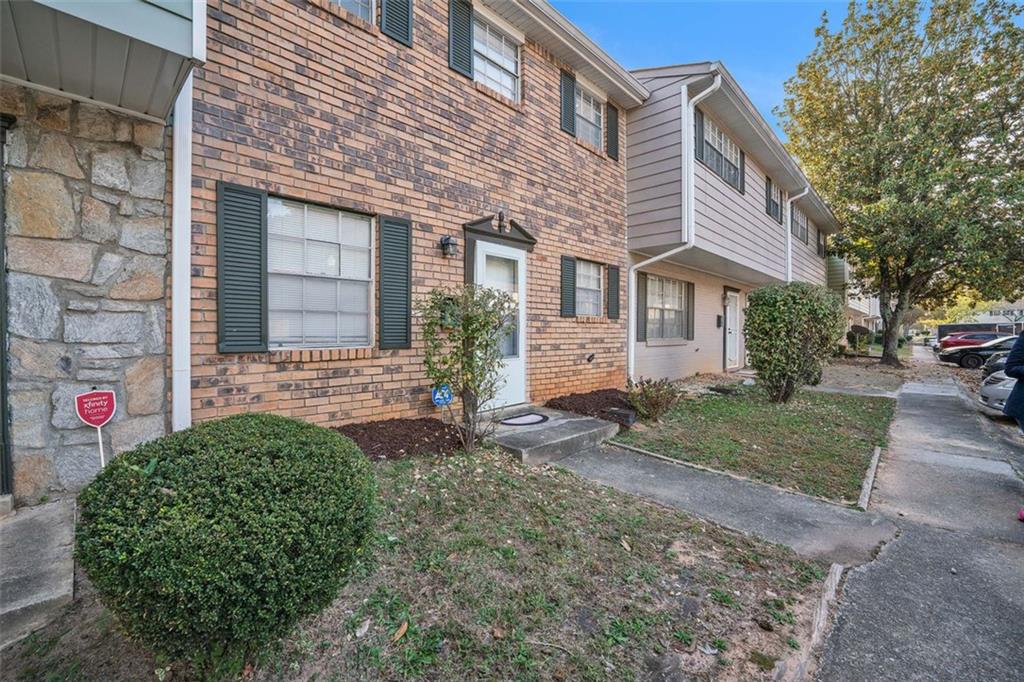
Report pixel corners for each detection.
[474,240,527,408]
[725,291,741,369]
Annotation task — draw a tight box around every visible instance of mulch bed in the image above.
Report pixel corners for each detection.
[335,417,462,461]
[545,388,634,427]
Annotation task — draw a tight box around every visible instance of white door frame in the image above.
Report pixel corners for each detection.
[724,290,741,370]
[474,240,527,407]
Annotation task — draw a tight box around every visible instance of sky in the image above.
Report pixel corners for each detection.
[551,1,849,137]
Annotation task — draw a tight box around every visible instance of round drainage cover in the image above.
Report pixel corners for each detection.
[499,413,549,426]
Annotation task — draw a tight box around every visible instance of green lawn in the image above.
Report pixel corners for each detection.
[866,342,912,359]
[9,449,826,682]
[614,386,895,503]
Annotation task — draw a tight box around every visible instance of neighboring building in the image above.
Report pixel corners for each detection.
[625,63,838,380]
[827,256,882,332]
[968,301,1024,329]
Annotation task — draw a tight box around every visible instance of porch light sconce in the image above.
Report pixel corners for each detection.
[439,235,458,257]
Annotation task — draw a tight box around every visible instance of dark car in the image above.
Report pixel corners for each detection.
[983,351,1009,378]
[939,336,1018,369]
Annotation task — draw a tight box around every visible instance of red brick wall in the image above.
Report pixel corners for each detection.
[189,0,627,426]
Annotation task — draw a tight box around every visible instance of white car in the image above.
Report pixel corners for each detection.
[978,371,1016,417]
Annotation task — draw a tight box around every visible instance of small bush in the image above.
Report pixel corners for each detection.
[744,282,845,403]
[627,377,681,421]
[76,413,377,678]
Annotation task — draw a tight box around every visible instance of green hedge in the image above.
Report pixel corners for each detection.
[76,413,377,677]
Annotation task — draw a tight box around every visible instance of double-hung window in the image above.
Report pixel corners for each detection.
[646,276,689,339]
[575,85,603,150]
[765,178,783,223]
[791,206,809,244]
[575,260,603,316]
[333,0,372,22]
[700,113,743,191]
[816,229,827,257]
[267,198,373,348]
[473,16,519,102]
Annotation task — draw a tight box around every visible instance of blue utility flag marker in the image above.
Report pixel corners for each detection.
[432,384,454,407]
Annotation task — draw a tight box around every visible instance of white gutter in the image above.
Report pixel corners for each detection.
[626,75,721,380]
[171,73,193,431]
[785,186,810,282]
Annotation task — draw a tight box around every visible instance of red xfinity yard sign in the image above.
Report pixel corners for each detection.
[75,390,116,428]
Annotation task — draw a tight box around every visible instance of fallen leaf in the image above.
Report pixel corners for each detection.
[620,537,631,552]
[391,621,408,643]
[493,626,506,639]
[356,618,371,638]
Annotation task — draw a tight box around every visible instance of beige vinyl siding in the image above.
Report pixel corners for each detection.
[632,256,750,380]
[792,217,827,285]
[693,111,787,281]
[626,75,689,249]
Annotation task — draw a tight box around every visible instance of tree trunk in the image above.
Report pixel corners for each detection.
[880,303,906,367]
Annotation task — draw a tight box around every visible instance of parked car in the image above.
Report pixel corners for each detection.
[932,331,969,352]
[936,331,1005,351]
[978,371,1016,417]
[983,351,1009,378]
[938,336,1018,369]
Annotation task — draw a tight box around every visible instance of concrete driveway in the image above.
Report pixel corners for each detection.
[819,356,1024,681]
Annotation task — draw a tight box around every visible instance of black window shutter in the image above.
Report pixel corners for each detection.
[560,71,576,135]
[606,265,620,319]
[381,0,413,46]
[448,0,473,77]
[694,108,704,162]
[738,150,745,194]
[765,177,772,216]
[560,255,576,317]
[685,282,696,340]
[606,104,619,160]
[217,182,267,353]
[636,273,648,342]
[379,216,412,349]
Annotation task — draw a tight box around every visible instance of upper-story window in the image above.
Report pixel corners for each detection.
[473,16,520,102]
[696,110,744,192]
[816,229,827,257]
[765,178,783,223]
[575,85,603,149]
[792,206,809,244]
[267,198,373,348]
[576,260,603,316]
[334,0,372,22]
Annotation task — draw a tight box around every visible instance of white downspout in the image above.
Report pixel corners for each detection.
[785,186,809,283]
[171,73,193,431]
[627,75,721,380]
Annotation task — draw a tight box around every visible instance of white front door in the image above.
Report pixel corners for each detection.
[474,241,527,407]
[725,291,741,369]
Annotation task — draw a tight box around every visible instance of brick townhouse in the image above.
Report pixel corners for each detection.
[187,0,648,426]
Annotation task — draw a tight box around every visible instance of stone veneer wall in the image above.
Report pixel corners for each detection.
[1,87,169,504]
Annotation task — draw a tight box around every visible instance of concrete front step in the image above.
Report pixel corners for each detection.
[491,407,619,465]
[0,497,76,650]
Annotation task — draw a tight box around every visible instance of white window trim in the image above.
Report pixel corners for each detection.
[645,274,689,340]
[267,202,376,350]
[792,206,809,244]
[575,83,604,150]
[332,0,374,23]
[474,3,525,43]
[472,14,521,102]
[575,260,604,317]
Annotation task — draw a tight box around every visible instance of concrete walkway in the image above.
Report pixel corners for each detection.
[820,350,1024,680]
[557,445,897,565]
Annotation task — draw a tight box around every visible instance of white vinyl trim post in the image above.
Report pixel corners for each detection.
[171,73,193,431]
[626,75,721,380]
[785,187,809,282]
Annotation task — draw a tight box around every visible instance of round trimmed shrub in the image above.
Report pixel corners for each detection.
[744,282,845,403]
[76,413,377,677]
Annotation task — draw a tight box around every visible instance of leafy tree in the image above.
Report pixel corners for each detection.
[918,292,997,328]
[419,285,515,451]
[745,282,845,403]
[779,0,1024,366]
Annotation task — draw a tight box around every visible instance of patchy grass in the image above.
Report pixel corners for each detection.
[5,449,825,681]
[614,386,895,503]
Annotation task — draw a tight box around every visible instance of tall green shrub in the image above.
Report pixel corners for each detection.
[419,284,515,451]
[744,282,845,403]
[76,413,377,678]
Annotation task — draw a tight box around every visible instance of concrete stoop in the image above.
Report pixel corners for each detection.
[0,497,76,650]
[491,407,619,465]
